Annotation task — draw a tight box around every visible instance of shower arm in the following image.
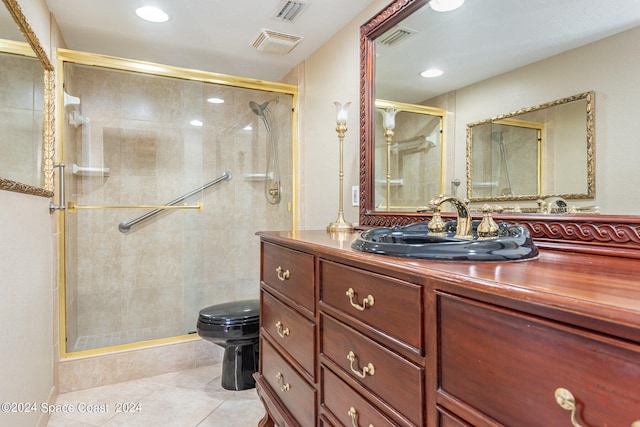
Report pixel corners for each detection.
[117,171,232,233]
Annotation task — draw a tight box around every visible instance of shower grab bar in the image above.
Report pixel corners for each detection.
[117,171,232,233]
[67,202,204,213]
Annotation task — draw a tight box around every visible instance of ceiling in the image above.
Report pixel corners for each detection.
[22,0,640,101]
[43,0,377,82]
[376,0,640,103]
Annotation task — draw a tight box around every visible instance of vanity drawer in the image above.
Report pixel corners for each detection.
[261,338,316,427]
[319,260,423,353]
[262,289,316,377]
[255,374,294,427]
[261,242,315,313]
[321,313,424,426]
[437,293,640,427]
[438,409,471,427]
[321,366,410,427]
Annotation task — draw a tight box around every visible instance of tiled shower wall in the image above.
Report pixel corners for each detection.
[63,63,293,352]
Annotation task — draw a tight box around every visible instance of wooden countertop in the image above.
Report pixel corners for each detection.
[258,230,640,341]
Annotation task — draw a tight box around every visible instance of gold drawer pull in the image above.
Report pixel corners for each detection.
[347,406,374,427]
[347,351,375,378]
[275,372,290,392]
[276,266,290,281]
[554,388,583,427]
[555,388,640,427]
[275,321,290,338]
[346,288,374,311]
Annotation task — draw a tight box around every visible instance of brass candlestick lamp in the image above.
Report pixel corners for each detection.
[378,107,398,211]
[327,101,354,232]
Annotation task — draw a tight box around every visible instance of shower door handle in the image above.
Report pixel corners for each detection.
[49,163,66,213]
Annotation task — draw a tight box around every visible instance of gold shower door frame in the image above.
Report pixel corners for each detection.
[55,49,298,358]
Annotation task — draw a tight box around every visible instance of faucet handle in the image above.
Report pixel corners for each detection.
[427,206,446,233]
[477,204,500,239]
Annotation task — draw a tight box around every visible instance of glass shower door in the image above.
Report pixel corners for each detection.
[60,56,294,354]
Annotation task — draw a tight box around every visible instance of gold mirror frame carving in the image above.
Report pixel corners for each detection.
[466,91,595,203]
[0,0,55,197]
[359,0,640,258]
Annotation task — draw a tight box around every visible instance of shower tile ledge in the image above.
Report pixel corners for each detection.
[59,337,223,393]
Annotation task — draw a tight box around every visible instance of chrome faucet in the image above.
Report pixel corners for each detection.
[429,194,472,239]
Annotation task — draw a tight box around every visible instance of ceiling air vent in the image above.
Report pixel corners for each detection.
[252,29,303,55]
[272,0,309,23]
[378,25,417,46]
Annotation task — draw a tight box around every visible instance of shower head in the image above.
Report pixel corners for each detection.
[249,101,267,117]
[249,97,279,117]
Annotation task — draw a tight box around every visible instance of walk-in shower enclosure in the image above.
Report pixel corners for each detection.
[58,51,296,354]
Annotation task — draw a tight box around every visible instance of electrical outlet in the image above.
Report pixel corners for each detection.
[352,185,359,206]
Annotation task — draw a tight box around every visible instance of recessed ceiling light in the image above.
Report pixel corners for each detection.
[430,0,464,12]
[135,6,169,23]
[190,119,203,127]
[207,97,224,104]
[420,68,444,78]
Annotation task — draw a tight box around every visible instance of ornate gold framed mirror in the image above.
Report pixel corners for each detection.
[0,0,54,197]
[466,91,595,203]
[359,0,640,257]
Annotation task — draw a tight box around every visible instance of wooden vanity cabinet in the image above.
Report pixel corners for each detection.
[318,260,426,426]
[256,231,640,427]
[435,291,640,427]
[255,241,317,427]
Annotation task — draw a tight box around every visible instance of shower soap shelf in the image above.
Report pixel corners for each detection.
[72,164,110,176]
[244,172,274,181]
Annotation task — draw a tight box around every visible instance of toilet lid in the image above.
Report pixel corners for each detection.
[198,299,260,326]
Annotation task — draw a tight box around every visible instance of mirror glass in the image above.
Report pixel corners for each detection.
[362,0,640,222]
[0,40,44,188]
[0,0,54,196]
[467,91,594,203]
[374,99,444,211]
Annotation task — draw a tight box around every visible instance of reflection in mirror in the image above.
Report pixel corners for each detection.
[470,121,540,198]
[0,39,44,187]
[360,0,640,255]
[375,99,444,211]
[467,92,594,203]
[0,0,54,197]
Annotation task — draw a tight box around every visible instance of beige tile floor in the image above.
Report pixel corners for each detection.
[47,364,265,426]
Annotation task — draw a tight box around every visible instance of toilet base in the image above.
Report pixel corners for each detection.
[221,341,258,391]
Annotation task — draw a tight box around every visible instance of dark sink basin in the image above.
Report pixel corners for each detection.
[351,220,538,262]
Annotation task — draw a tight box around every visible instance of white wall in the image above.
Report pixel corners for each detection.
[0,191,56,427]
[454,26,640,214]
[298,0,389,229]
[0,2,58,426]
[14,0,52,57]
